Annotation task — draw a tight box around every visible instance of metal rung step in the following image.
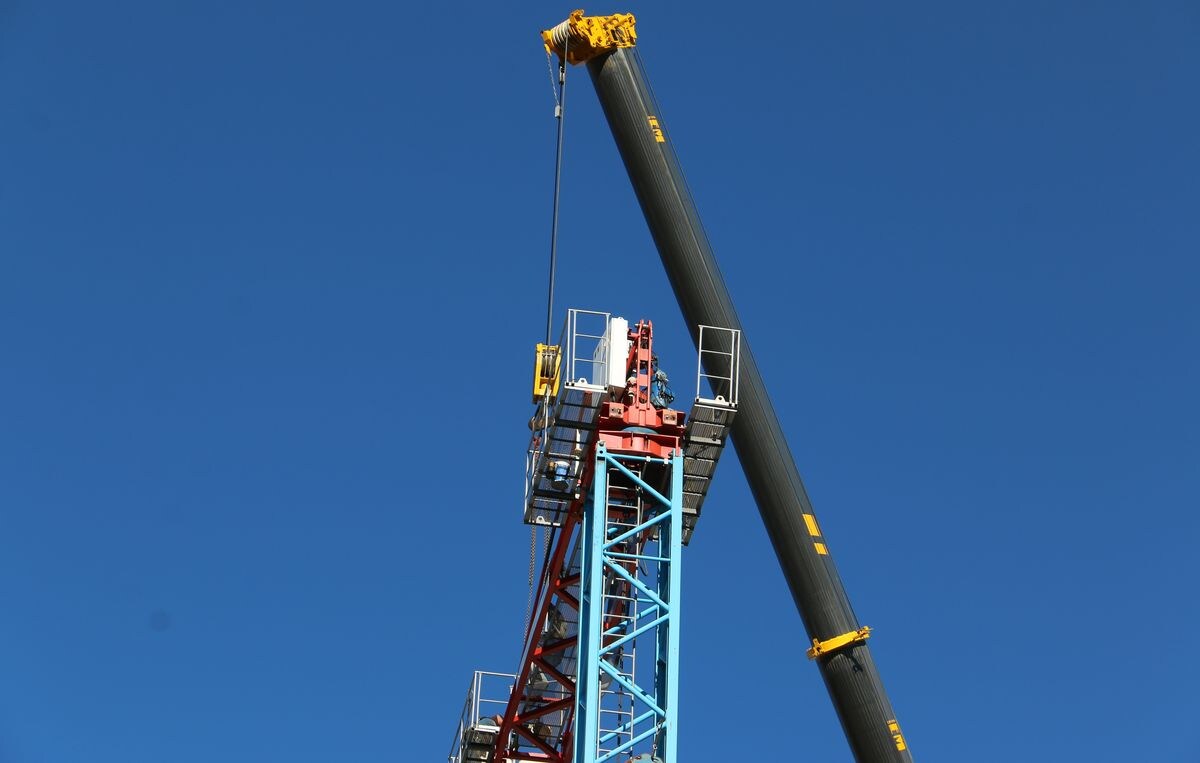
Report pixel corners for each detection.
[465,727,498,746]
[461,723,499,762]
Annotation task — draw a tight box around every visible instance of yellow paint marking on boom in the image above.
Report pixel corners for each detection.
[647,115,665,142]
[887,720,907,751]
[802,513,821,537]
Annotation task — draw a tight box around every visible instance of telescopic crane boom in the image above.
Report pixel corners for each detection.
[543,11,911,761]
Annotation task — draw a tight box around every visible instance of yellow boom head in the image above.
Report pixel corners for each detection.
[542,9,637,65]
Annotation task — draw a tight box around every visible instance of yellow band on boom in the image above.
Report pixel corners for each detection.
[542,9,637,65]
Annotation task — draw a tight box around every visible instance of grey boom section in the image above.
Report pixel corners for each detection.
[585,46,912,762]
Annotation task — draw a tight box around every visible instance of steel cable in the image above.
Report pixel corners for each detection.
[525,37,569,650]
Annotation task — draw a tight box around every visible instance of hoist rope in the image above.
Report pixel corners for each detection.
[525,39,569,650]
[543,43,568,345]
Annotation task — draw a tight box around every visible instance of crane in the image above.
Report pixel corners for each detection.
[451,311,740,763]
[448,11,910,763]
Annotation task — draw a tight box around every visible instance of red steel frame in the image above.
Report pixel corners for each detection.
[491,321,684,763]
[492,508,582,761]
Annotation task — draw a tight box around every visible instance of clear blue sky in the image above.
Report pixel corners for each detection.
[2,2,1197,761]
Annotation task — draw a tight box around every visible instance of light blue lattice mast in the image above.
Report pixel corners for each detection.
[575,442,683,763]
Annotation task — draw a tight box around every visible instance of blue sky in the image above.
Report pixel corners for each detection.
[2,2,1197,761]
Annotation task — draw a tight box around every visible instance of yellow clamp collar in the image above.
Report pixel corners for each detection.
[806,626,872,659]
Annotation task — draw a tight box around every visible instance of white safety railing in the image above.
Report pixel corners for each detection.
[523,309,614,526]
[564,308,611,388]
[447,670,517,763]
[695,325,741,405]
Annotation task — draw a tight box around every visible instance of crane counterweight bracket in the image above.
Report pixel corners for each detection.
[806,626,872,660]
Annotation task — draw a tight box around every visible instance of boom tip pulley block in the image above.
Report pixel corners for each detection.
[542,9,637,65]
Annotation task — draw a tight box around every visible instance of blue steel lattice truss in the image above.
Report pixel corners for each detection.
[575,443,682,763]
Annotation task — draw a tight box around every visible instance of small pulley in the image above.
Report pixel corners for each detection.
[532,343,562,403]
